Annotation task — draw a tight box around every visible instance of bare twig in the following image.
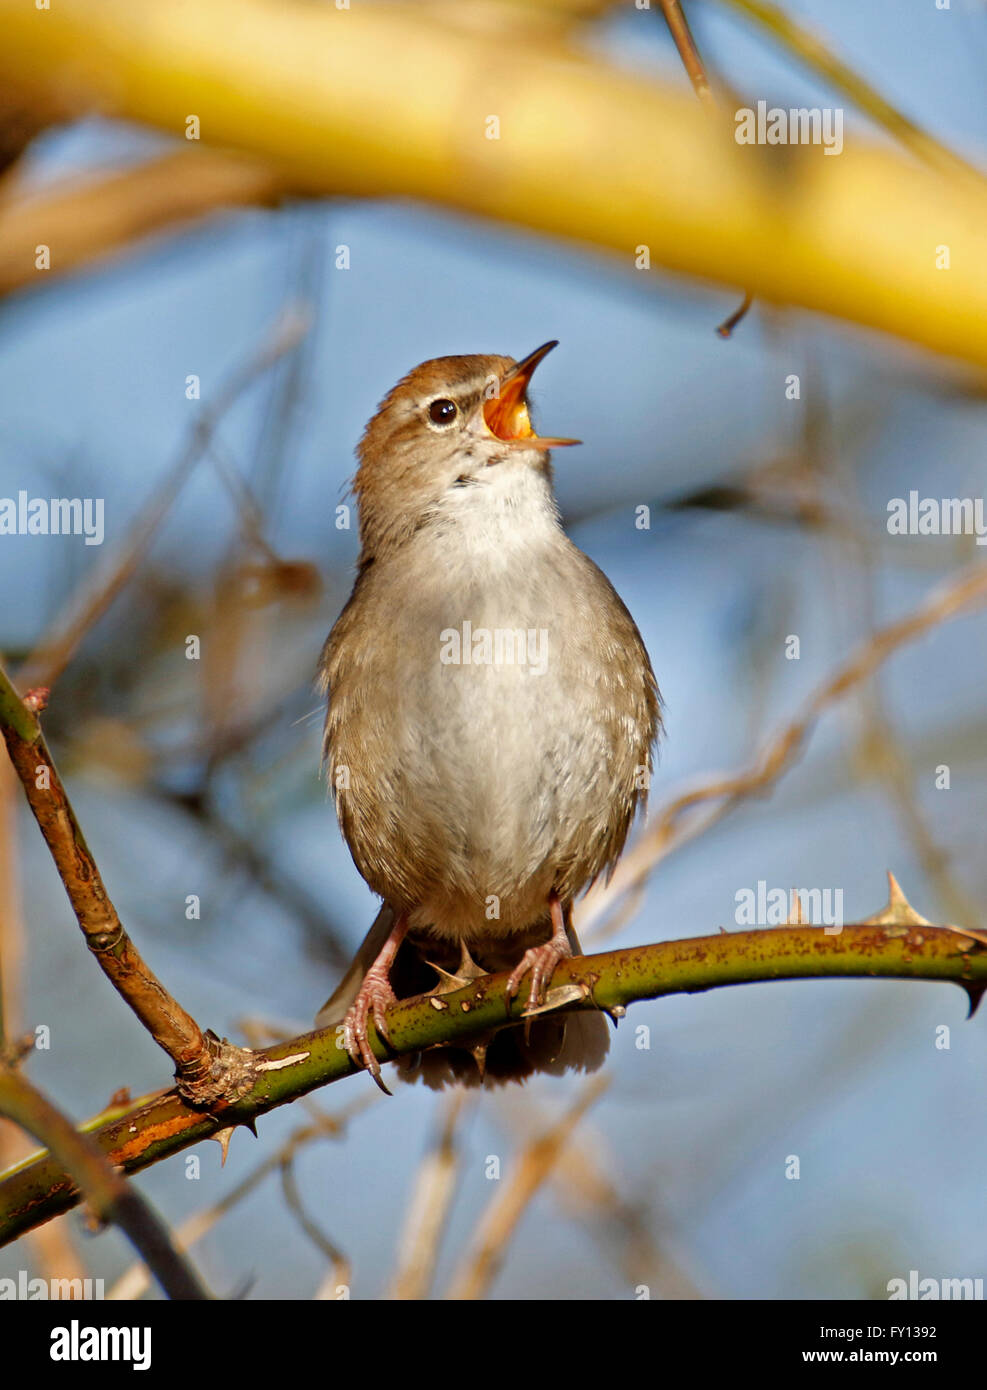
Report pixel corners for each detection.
[16,308,310,693]
[108,1098,369,1300]
[716,0,984,184]
[580,560,987,937]
[0,758,22,1051]
[716,290,753,338]
[0,1066,209,1299]
[390,1091,469,1300]
[655,1,752,336]
[500,1092,704,1297]
[445,1076,609,1300]
[278,1152,351,1294]
[0,149,285,297]
[658,0,714,106]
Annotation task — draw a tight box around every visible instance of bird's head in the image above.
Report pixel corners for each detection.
[352,342,579,560]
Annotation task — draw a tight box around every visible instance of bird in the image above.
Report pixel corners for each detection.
[316,341,661,1090]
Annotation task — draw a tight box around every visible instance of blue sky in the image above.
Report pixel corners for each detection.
[1,0,986,1299]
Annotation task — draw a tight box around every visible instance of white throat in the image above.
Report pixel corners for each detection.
[431,460,562,569]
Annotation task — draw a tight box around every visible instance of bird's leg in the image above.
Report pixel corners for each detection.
[506,893,572,1012]
[343,912,409,1093]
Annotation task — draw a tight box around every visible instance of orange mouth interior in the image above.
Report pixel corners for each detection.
[482,376,534,441]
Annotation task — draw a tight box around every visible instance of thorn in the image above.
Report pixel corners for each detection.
[520,982,589,1018]
[862,870,931,929]
[457,941,486,979]
[108,1087,131,1109]
[426,941,488,995]
[426,961,469,990]
[605,1004,626,1030]
[786,889,804,926]
[211,1126,236,1166]
[241,1118,258,1139]
[960,980,987,1020]
[469,1039,488,1081]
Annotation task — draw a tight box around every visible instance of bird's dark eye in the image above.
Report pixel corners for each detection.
[428,398,458,426]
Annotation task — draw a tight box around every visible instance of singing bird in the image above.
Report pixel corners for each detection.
[316,342,660,1089]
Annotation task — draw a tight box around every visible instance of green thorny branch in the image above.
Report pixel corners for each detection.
[2,553,987,1246]
[0,874,985,1247]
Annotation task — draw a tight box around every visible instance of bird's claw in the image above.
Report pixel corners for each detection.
[343,976,398,1094]
[506,938,571,1014]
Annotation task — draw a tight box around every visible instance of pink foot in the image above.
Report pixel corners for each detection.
[343,972,399,1093]
[506,895,572,1011]
[342,912,409,1094]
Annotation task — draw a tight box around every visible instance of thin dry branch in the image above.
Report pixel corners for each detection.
[0,1065,209,1299]
[501,1092,704,1297]
[0,149,285,297]
[390,1091,469,1300]
[0,759,22,1051]
[108,1097,370,1300]
[280,1153,351,1294]
[445,1076,609,1300]
[16,307,309,693]
[659,0,715,106]
[716,0,983,184]
[580,559,987,937]
[655,0,752,335]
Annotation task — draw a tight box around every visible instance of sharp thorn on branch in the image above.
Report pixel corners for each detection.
[960,981,987,1020]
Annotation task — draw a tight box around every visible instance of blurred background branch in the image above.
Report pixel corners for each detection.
[712,0,984,181]
[0,1064,210,1298]
[0,0,985,367]
[581,557,987,936]
[0,150,285,297]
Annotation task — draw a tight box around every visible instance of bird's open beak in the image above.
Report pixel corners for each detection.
[482,341,581,448]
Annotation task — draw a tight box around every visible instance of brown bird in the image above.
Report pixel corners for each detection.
[316,342,660,1089]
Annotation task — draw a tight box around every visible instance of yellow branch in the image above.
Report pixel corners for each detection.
[1,0,985,370]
